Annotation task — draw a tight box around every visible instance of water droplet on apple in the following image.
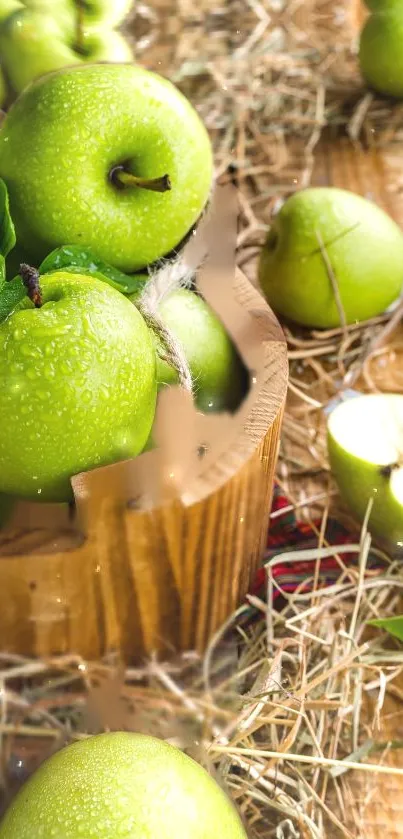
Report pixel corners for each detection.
[8,378,23,394]
[20,343,37,358]
[43,366,56,381]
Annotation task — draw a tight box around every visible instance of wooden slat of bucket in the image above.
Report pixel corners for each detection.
[312,134,403,838]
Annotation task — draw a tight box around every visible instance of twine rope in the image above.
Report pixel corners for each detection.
[136,184,214,393]
[137,254,196,393]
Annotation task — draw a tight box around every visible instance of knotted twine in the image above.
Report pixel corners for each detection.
[137,253,195,394]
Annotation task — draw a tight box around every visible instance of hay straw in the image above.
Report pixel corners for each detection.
[1,519,403,837]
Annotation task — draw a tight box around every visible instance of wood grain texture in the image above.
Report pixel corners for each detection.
[0,272,288,662]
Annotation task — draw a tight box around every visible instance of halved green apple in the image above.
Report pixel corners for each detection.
[327,393,403,546]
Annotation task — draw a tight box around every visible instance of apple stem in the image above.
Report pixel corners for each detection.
[380,462,400,478]
[111,166,171,194]
[75,0,85,53]
[19,264,43,308]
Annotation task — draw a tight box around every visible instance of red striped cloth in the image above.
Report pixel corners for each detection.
[249,485,386,603]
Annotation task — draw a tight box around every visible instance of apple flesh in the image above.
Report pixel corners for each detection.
[360,9,403,99]
[0,270,156,502]
[0,63,213,273]
[327,393,403,546]
[147,288,248,413]
[0,732,247,839]
[258,187,403,328]
[0,10,133,95]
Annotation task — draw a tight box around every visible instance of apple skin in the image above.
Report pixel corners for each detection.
[24,0,133,30]
[0,732,247,839]
[258,187,403,328]
[0,271,156,502]
[135,288,247,413]
[0,10,133,95]
[0,0,23,24]
[360,10,403,99]
[327,394,403,546]
[0,63,213,273]
[363,0,403,11]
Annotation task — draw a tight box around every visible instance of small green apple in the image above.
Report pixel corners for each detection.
[132,288,248,413]
[360,8,403,99]
[0,10,133,95]
[0,63,213,272]
[24,0,133,30]
[327,393,403,546]
[258,187,403,328]
[0,268,156,502]
[0,732,247,839]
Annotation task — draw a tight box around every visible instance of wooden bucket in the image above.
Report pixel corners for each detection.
[0,191,288,662]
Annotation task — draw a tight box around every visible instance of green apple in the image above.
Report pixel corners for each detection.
[24,0,133,30]
[0,63,213,272]
[327,393,403,546]
[360,9,403,98]
[0,269,156,502]
[258,187,403,328]
[0,732,247,839]
[0,10,133,95]
[133,288,248,413]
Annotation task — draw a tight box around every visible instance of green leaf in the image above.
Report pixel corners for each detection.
[369,615,403,643]
[38,245,147,295]
[0,275,25,324]
[0,178,16,259]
